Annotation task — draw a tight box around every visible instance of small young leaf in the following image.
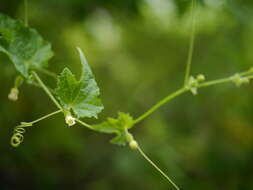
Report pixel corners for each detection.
[55,48,103,118]
[92,112,134,146]
[0,13,53,77]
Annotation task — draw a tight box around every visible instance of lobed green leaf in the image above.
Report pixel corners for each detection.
[92,112,134,145]
[0,13,53,77]
[55,48,103,118]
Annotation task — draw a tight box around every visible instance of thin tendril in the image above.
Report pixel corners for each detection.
[24,0,28,27]
[32,71,63,111]
[136,145,180,190]
[184,0,196,86]
[11,110,62,147]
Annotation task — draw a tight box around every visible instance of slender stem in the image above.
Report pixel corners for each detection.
[198,77,232,88]
[32,71,63,110]
[22,110,62,126]
[137,146,180,190]
[76,118,94,130]
[24,0,28,27]
[238,69,253,77]
[134,88,187,124]
[33,67,58,79]
[30,81,55,93]
[184,0,196,86]
[134,72,253,125]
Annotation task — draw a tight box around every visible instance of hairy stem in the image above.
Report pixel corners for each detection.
[32,71,63,110]
[137,145,180,190]
[184,0,196,86]
[134,88,187,124]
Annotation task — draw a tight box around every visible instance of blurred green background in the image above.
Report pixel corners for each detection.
[1,0,253,189]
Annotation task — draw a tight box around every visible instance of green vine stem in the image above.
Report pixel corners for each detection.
[75,118,94,130]
[24,0,28,27]
[137,145,180,190]
[23,110,62,125]
[134,88,187,124]
[184,0,196,86]
[134,71,253,125]
[33,67,58,79]
[32,71,63,111]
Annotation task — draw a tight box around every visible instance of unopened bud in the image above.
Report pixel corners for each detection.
[231,74,249,87]
[197,74,205,82]
[65,114,76,126]
[8,88,19,101]
[129,140,138,150]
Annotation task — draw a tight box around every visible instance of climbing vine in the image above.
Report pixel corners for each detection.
[1,0,253,189]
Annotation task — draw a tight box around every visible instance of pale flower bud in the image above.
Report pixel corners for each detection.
[65,114,76,126]
[8,88,19,101]
[129,140,138,150]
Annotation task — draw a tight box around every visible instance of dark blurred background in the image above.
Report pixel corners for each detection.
[1,0,253,189]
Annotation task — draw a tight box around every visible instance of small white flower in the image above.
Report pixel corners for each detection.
[65,114,76,126]
[8,88,19,101]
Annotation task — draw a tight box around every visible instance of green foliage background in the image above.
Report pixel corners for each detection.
[1,0,253,189]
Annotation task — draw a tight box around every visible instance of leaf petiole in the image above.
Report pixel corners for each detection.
[75,118,94,130]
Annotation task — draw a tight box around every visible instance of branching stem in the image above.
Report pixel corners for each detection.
[134,72,253,124]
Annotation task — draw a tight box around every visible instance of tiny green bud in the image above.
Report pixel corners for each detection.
[188,76,197,86]
[65,114,76,126]
[186,76,199,95]
[8,88,19,101]
[197,74,205,82]
[231,74,249,87]
[129,140,138,150]
[232,74,242,87]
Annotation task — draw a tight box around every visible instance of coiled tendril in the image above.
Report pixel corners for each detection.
[11,122,32,147]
